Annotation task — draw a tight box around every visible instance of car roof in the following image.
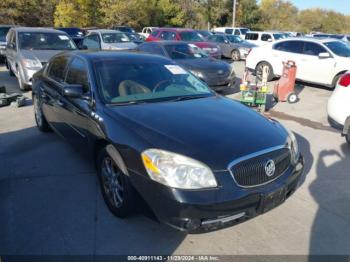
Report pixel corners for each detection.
[144,41,189,46]
[11,27,66,34]
[274,37,341,44]
[67,51,174,63]
[157,28,195,32]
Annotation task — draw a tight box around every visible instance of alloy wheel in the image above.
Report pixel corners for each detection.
[101,156,124,208]
[34,97,43,127]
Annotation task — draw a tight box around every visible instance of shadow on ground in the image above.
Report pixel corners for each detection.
[0,127,185,255]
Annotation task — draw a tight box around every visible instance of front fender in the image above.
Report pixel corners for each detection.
[342,116,350,136]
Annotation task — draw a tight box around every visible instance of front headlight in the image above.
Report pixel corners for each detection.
[141,149,217,189]
[22,58,42,69]
[286,129,299,164]
[190,70,204,79]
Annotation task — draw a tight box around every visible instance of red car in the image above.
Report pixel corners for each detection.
[146,28,221,59]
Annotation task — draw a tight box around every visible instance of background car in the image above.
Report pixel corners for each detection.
[212,27,249,39]
[56,27,85,47]
[137,41,238,93]
[327,72,350,144]
[139,27,158,38]
[111,26,136,33]
[0,25,13,61]
[245,31,285,46]
[32,51,303,233]
[207,34,256,60]
[82,29,137,50]
[5,27,77,90]
[246,38,350,87]
[146,28,221,59]
[124,32,145,45]
[196,29,213,39]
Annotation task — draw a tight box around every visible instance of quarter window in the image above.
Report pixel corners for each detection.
[48,56,70,82]
[65,58,90,93]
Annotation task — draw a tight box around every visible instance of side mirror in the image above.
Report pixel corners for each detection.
[319,52,331,59]
[267,38,273,42]
[224,40,229,44]
[62,84,84,98]
[7,43,15,49]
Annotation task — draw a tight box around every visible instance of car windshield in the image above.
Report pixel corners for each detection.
[179,31,204,42]
[94,60,213,104]
[0,27,11,42]
[324,41,350,57]
[18,32,76,50]
[164,44,208,59]
[102,33,130,43]
[197,30,212,38]
[240,28,249,35]
[227,35,244,43]
[273,34,284,40]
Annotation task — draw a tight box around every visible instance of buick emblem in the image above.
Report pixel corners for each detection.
[265,160,275,177]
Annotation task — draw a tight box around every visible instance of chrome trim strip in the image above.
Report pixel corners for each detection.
[201,212,246,225]
[227,145,291,189]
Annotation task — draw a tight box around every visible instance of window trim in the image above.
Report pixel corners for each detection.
[46,54,71,84]
[64,56,92,94]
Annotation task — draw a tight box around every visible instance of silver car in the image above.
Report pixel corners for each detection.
[0,25,13,60]
[82,29,137,51]
[5,27,77,90]
[208,34,256,61]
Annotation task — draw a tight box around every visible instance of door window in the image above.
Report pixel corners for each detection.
[159,31,176,40]
[245,33,258,40]
[216,35,226,43]
[225,29,233,34]
[65,58,90,93]
[47,56,70,83]
[234,29,240,35]
[261,34,272,41]
[273,41,304,54]
[83,34,100,49]
[303,42,327,56]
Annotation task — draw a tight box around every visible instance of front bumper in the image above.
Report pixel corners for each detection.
[209,76,240,92]
[130,155,304,233]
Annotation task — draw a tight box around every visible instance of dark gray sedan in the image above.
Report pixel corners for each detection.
[137,41,238,93]
[208,34,256,61]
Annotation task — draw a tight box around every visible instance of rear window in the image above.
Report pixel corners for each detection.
[245,33,258,40]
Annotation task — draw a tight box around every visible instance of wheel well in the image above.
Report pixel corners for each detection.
[94,139,109,167]
[332,71,347,87]
[255,61,274,76]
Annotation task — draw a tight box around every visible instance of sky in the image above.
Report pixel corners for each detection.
[290,0,350,15]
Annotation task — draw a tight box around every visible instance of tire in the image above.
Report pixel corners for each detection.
[17,66,31,91]
[97,147,136,218]
[346,131,350,145]
[231,49,241,61]
[33,95,51,132]
[287,92,298,104]
[255,62,274,82]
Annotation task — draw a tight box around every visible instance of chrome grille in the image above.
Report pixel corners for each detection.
[229,147,291,188]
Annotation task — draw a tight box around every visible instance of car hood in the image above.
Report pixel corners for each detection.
[105,96,288,171]
[175,58,231,72]
[20,50,65,62]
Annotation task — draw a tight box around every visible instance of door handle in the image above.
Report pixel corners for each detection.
[57,99,64,106]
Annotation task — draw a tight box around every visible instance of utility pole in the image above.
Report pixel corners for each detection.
[232,0,237,27]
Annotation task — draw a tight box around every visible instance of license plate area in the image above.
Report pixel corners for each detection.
[261,188,286,213]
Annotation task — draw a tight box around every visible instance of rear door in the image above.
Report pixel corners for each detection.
[41,55,71,134]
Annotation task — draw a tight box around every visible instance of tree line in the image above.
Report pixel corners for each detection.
[0,0,349,34]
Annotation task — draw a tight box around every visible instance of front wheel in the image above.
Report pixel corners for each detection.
[97,147,136,218]
[255,62,274,82]
[231,50,241,61]
[287,92,298,104]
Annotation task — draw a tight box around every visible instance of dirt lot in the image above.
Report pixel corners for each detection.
[0,61,350,255]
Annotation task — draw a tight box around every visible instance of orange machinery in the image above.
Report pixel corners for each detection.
[273,61,298,104]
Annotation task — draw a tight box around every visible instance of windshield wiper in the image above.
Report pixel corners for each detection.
[108,100,148,106]
[169,95,210,102]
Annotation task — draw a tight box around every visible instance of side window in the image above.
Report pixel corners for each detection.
[151,30,159,37]
[217,36,225,43]
[303,42,327,56]
[273,41,304,54]
[83,34,100,49]
[234,29,240,35]
[146,28,151,34]
[207,35,217,42]
[159,31,176,40]
[65,58,90,93]
[225,29,233,34]
[261,34,272,41]
[48,56,70,83]
[138,44,164,56]
[246,33,258,40]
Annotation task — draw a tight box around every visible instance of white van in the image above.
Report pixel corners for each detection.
[245,31,285,46]
[212,27,249,38]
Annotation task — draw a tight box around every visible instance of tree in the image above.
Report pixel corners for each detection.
[236,0,262,29]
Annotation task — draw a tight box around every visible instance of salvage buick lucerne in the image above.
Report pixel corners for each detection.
[32,51,304,232]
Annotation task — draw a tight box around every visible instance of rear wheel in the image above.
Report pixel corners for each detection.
[33,95,51,132]
[231,49,241,61]
[255,62,274,82]
[97,147,136,218]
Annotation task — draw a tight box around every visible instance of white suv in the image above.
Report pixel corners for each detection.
[244,31,285,46]
[212,27,249,38]
[246,38,350,88]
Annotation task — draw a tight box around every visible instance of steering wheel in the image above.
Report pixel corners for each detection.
[153,79,172,93]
